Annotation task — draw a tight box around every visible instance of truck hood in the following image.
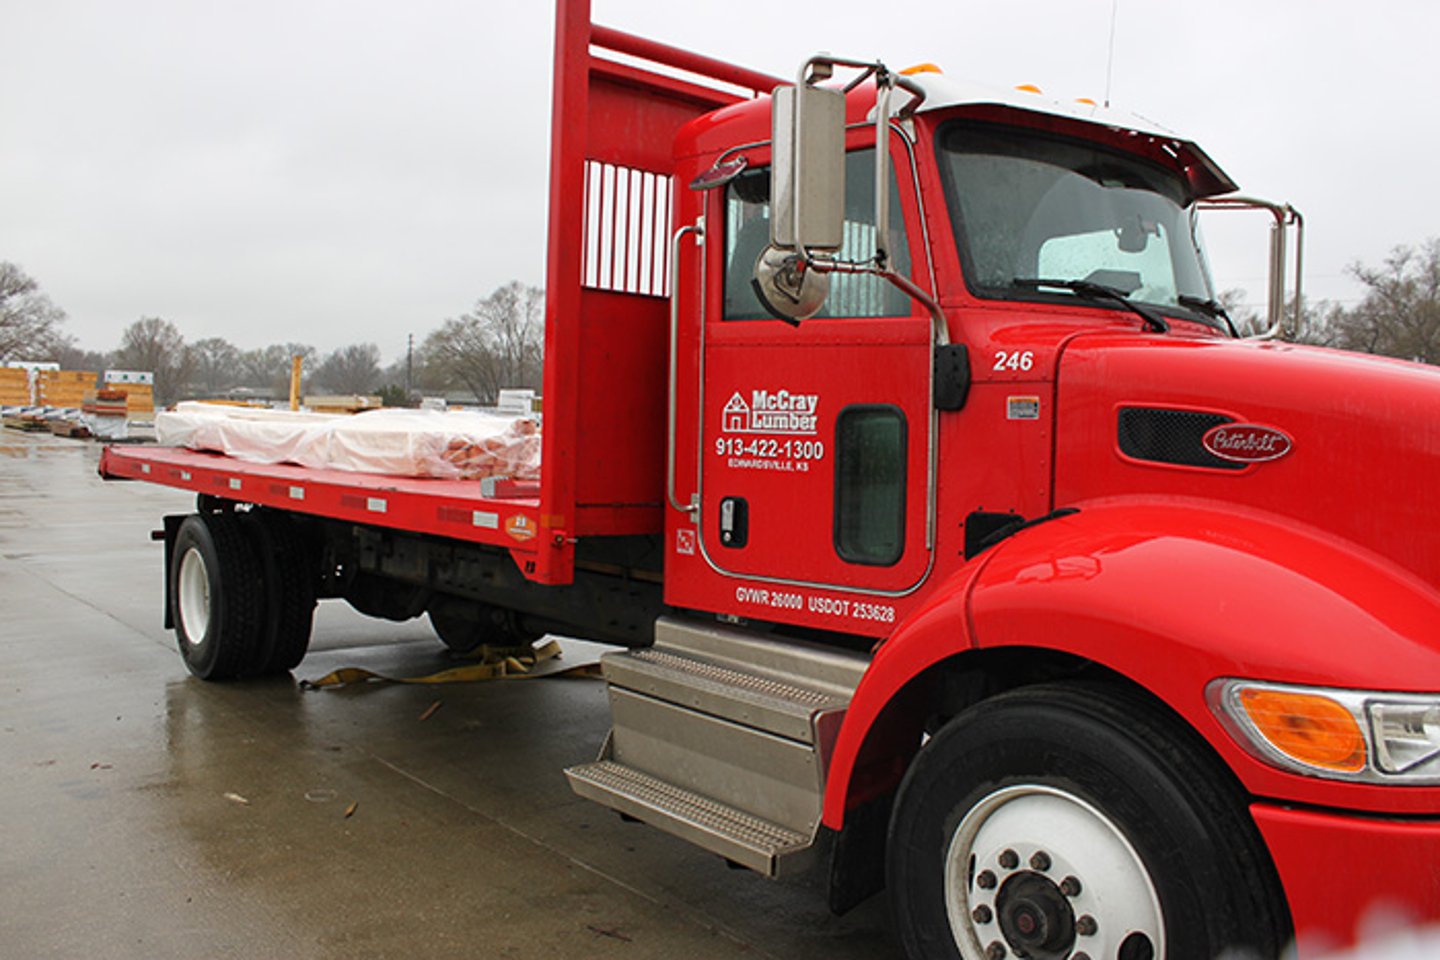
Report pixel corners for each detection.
[1053,334,1440,590]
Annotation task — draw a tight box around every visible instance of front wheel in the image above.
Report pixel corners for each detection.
[887,683,1290,960]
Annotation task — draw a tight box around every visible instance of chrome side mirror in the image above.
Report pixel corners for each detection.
[769,82,845,253]
[1195,197,1305,339]
[753,72,845,324]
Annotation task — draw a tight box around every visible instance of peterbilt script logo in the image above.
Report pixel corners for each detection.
[722,390,819,435]
[1202,424,1293,463]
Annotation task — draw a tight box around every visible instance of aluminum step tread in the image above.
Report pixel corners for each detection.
[566,759,810,858]
[610,648,847,715]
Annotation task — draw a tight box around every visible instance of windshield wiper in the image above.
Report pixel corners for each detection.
[1013,277,1170,333]
[1177,295,1239,338]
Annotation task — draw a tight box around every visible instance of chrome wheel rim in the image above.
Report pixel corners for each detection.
[944,784,1164,960]
[177,547,211,648]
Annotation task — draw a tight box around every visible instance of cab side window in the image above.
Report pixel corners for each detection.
[834,405,907,566]
[723,148,912,320]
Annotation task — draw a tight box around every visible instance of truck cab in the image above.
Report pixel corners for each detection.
[663,67,1243,630]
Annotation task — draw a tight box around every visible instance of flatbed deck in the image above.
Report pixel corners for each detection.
[99,444,543,556]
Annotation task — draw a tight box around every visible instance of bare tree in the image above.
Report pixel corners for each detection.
[423,282,544,403]
[1224,288,1342,347]
[1330,240,1440,363]
[189,337,242,396]
[112,317,194,406]
[313,343,382,394]
[239,343,316,397]
[0,262,71,362]
[53,343,111,373]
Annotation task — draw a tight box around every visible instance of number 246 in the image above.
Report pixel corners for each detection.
[992,350,1035,372]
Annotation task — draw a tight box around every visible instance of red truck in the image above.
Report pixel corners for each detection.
[101,1,1440,957]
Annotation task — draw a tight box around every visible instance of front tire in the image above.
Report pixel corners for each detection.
[171,513,263,680]
[887,683,1289,960]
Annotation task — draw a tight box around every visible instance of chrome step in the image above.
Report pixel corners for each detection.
[566,759,812,875]
[566,616,872,876]
[602,647,847,743]
[651,617,869,695]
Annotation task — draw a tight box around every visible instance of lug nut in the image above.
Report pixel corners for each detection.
[1060,876,1082,897]
[972,904,993,924]
[998,849,1019,869]
[1029,850,1052,872]
[977,869,998,890]
[985,941,1007,960]
[1076,915,1098,937]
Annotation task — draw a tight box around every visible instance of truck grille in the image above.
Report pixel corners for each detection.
[1117,407,1244,471]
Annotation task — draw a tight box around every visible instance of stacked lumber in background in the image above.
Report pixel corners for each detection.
[193,398,270,409]
[36,370,97,410]
[48,419,91,439]
[104,370,156,419]
[0,368,32,406]
[83,389,130,418]
[3,413,48,432]
[305,394,383,415]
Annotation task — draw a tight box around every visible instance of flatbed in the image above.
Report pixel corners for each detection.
[101,444,544,558]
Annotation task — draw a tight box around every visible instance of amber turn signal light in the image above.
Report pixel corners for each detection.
[1237,688,1367,773]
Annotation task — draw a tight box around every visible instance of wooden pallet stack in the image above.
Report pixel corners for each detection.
[104,370,156,419]
[0,368,32,407]
[83,389,130,418]
[36,370,97,410]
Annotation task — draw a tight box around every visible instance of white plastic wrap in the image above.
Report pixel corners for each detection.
[157,403,541,481]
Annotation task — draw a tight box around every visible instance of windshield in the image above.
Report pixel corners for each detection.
[937,121,1215,317]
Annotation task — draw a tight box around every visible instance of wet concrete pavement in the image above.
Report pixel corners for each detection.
[0,431,898,959]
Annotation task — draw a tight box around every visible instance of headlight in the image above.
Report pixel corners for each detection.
[1208,679,1440,784]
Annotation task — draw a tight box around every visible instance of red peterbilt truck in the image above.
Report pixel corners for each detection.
[100,1,1440,957]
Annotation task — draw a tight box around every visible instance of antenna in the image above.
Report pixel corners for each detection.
[1104,0,1118,108]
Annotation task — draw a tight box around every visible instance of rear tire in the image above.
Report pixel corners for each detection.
[887,682,1290,960]
[171,513,263,681]
[427,597,539,654]
[240,511,316,675]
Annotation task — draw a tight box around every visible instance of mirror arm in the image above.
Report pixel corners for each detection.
[884,269,949,348]
[814,259,950,348]
[893,74,927,118]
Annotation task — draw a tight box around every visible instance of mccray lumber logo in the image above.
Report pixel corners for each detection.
[722,389,819,435]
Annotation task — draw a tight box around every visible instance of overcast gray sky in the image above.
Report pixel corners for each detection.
[4,0,1437,363]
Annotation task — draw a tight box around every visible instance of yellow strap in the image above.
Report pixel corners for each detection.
[299,638,599,690]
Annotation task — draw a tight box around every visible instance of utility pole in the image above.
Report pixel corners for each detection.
[406,333,413,397]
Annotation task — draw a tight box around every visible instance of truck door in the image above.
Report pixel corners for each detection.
[697,144,934,599]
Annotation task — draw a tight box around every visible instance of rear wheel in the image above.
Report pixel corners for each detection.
[887,683,1289,960]
[427,597,540,654]
[171,513,263,680]
[240,511,316,675]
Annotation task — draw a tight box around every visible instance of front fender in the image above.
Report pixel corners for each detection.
[823,499,1440,828]
[821,556,991,829]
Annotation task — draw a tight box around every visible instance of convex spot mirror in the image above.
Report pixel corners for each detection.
[752,245,830,325]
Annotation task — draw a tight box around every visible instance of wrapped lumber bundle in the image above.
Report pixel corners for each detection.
[104,370,156,418]
[0,368,32,406]
[37,370,97,409]
[157,403,541,482]
[82,389,130,440]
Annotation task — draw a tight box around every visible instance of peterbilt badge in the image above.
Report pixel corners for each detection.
[1202,424,1293,463]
